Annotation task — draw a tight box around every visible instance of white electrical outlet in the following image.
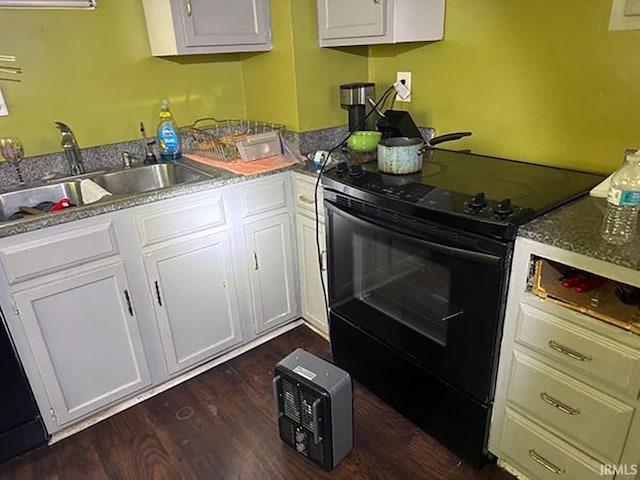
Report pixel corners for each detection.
[0,88,8,117]
[396,71,412,102]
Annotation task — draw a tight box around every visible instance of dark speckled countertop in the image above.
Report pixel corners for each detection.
[519,195,640,271]
[0,159,322,240]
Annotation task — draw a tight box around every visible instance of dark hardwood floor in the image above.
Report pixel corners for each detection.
[0,325,514,480]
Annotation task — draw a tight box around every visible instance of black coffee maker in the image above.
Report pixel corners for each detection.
[340,82,376,132]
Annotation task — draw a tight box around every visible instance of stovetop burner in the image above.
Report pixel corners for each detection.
[322,148,605,240]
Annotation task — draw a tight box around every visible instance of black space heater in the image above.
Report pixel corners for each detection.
[273,348,353,471]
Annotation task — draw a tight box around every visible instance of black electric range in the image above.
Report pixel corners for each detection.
[321,148,605,467]
[322,148,605,240]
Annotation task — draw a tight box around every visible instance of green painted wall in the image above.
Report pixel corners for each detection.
[242,0,299,130]
[0,2,246,156]
[290,0,368,132]
[4,0,638,172]
[242,0,369,132]
[369,0,640,174]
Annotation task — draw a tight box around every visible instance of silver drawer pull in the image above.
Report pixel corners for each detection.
[548,340,592,362]
[298,195,314,205]
[540,392,581,416]
[186,0,192,16]
[528,449,565,475]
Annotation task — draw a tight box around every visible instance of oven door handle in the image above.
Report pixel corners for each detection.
[326,201,502,265]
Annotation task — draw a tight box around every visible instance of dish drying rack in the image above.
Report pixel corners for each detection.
[180,118,284,162]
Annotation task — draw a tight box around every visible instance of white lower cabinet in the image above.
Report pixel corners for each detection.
[11,262,151,429]
[143,231,242,375]
[500,409,614,480]
[244,212,298,333]
[489,237,640,480]
[293,172,328,335]
[0,172,305,436]
[296,213,327,334]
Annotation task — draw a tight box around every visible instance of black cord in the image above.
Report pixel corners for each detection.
[378,87,396,114]
[312,84,396,327]
[390,91,398,110]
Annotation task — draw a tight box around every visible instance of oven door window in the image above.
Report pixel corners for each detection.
[326,202,508,402]
[355,232,460,346]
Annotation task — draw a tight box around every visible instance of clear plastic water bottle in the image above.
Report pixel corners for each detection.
[600,151,640,244]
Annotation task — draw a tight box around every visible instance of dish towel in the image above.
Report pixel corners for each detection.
[184,154,298,176]
[80,179,112,204]
[590,174,612,198]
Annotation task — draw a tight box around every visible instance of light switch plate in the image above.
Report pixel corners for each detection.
[609,0,640,31]
[0,88,8,117]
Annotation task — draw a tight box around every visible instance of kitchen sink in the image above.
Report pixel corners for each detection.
[0,161,216,223]
[90,162,213,196]
[0,181,84,221]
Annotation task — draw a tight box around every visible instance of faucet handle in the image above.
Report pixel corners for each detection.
[121,151,133,169]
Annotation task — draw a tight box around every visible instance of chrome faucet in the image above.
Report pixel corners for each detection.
[54,121,85,175]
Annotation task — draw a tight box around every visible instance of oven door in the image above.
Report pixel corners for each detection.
[325,199,510,403]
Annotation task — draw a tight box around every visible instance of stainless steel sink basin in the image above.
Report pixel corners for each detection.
[0,162,215,222]
[0,182,84,221]
[90,162,212,196]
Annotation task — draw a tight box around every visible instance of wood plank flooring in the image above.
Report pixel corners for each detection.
[0,325,514,480]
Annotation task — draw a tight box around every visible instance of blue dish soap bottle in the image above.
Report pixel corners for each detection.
[157,100,182,161]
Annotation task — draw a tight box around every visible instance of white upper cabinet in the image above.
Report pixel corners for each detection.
[317,0,445,47]
[142,0,272,56]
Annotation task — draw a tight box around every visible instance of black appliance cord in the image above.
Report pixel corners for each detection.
[312,84,396,327]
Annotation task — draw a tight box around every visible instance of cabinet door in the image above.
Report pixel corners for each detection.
[296,214,328,334]
[318,0,385,40]
[176,0,270,49]
[144,232,242,375]
[12,264,151,427]
[244,213,298,333]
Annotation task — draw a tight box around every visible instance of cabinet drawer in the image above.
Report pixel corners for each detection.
[240,176,288,217]
[294,174,323,216]
[0,221,118,285]
[516,303,640,398]
[136,194,226,247]
[500,408,612,480]
[508,350,634,463]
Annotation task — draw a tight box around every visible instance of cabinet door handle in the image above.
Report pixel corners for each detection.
[320,250,327,272]
[540,392,580,416]
[374,0,380,3]
[548,340,592,362]
[124,290,134,317]
[528,449,565,475]
[298,195,314,205]
[154,280,163,306]
[186,0,192,17]
[253,252,259,271]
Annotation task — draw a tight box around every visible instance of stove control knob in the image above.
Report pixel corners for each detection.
[495,198,513,216]
[335,161,348,176]
[469,192,487,210]
[349,164,365,178]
